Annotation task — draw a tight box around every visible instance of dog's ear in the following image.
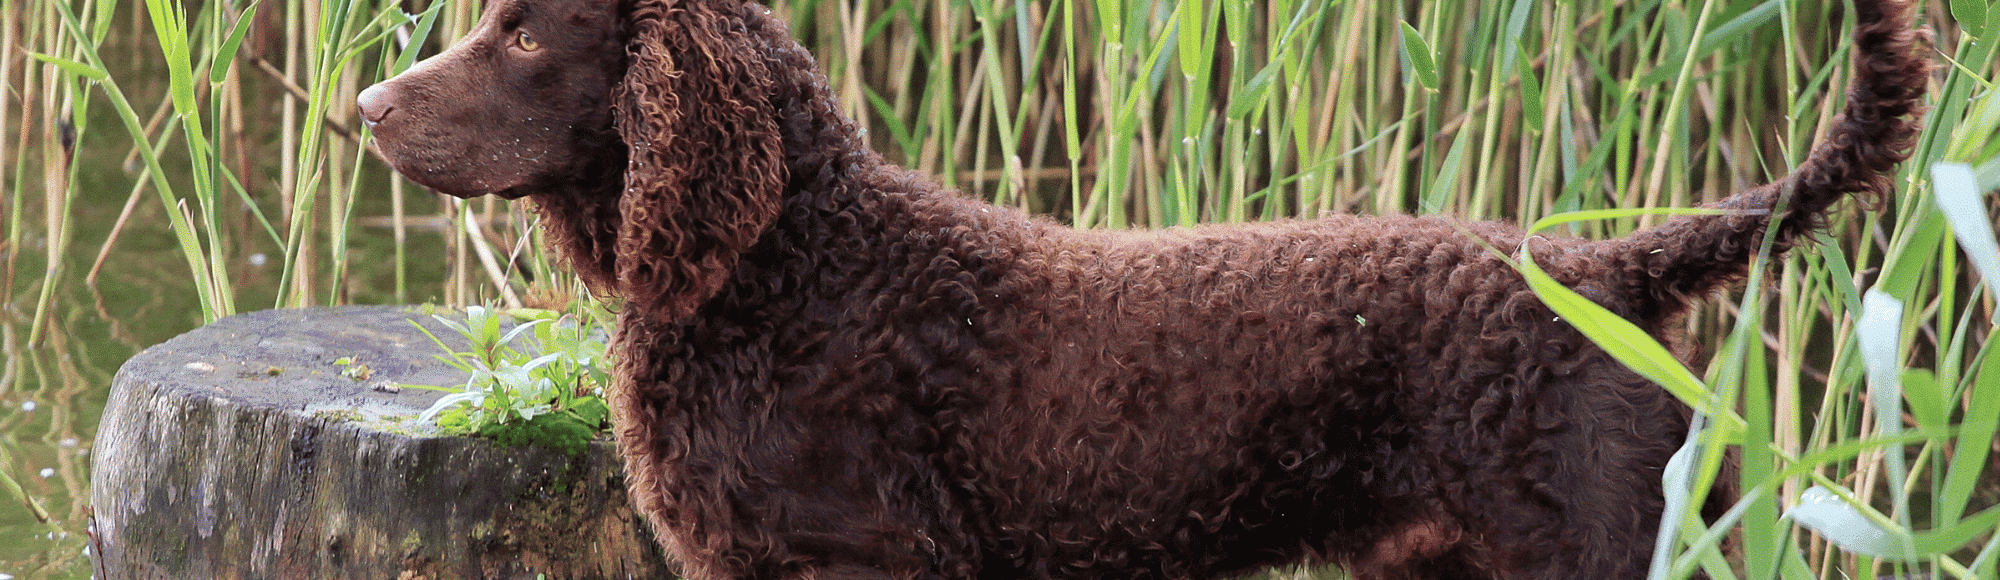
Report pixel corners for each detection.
[614,0,786,322]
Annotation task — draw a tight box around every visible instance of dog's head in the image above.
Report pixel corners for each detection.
[357,0,628,199]
[360,0,791,323]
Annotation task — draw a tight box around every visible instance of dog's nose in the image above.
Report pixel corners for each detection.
[356,83,396,127]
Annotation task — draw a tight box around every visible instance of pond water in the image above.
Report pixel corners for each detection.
[0,64,456,580]
[0,168,453,579]
[0,211,197,579]
[0,152,451,580]
[0,0,494,574]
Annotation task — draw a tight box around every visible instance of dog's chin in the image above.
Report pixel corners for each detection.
[488,185,535,200]
[412,176,501,199]
[432,186,525,200]
[394,164,532,200]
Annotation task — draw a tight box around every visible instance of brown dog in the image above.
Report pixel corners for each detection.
[358,1,1928,578]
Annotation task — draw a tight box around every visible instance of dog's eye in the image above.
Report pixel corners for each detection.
[516,31,540,52]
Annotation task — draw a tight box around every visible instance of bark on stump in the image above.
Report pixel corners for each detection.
[90,306,672,579]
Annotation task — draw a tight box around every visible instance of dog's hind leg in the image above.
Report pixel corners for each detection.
[1483,373,1693,579]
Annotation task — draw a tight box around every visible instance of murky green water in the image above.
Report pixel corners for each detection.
[1,184,454,579]
[0,230,185,578]
[0,167,186,576]
[0,70,455,580]
[0,0,486,572]
[0,171,449,580]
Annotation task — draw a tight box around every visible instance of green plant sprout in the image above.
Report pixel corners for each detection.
[403,304,615,457]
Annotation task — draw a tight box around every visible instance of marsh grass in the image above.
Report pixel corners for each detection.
[4,0,1999,578]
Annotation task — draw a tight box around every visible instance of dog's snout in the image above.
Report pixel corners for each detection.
[356,83,397,127]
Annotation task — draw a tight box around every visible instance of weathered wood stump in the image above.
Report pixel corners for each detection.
[90,306,673,579]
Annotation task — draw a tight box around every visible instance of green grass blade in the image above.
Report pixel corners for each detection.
[1951,0,1988,30]
[1931,163,2000,316]
[1695,0,1781,56]
[1526,207,1734,235]
[1938,329,2000,528]
[1420,134,1466,215]
[1513,249,1745,436]
[1896,369,1948,432]
[1399,21,1438,91]
[1914,505,2000,557]
[1788,483,1915,560]
[393,1,448,74]
[1512,40,1543,133]
[210,1,258,82]
[26,53,105,82]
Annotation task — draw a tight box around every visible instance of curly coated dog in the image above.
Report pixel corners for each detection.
[357,0,1928,577]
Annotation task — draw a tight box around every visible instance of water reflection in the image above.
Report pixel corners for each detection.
[0,176,454,579]
[2,292,125,580]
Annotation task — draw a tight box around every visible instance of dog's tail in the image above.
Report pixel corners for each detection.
[1606,0,1928,321]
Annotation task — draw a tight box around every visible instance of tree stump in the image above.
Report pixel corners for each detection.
[90,306,673,579]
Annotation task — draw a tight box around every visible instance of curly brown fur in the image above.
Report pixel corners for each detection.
[358,1,1930,579]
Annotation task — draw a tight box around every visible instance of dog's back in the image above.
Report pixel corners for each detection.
[864,1,1929,577]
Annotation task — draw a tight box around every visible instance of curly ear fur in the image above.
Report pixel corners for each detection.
[615,0,787,324]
